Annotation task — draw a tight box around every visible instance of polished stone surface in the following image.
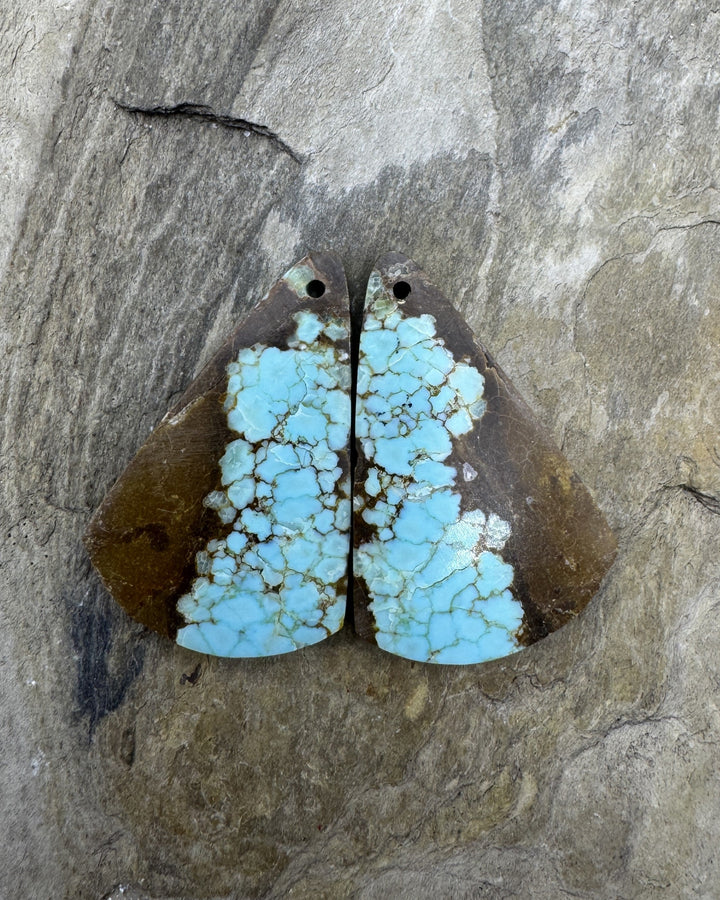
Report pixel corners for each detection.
[353,254,618,661]
[355,272,524,663]
[83,253,351,653]
[176,303,351,657]
[6,1,720,894]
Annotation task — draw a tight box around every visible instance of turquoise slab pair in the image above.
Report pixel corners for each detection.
[84,252,617,664]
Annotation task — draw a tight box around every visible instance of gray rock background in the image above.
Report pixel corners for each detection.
[2,0,719,897]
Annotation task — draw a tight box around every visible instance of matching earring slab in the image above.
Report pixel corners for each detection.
[352,252,617,665]
[84,253,352,658]
[86,249,616,666]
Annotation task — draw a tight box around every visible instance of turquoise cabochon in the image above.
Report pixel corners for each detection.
[352,253,617,664]
[175,300,352,657]
[353,268,519,664]
[84,253,352,657]
[85,251,616,664]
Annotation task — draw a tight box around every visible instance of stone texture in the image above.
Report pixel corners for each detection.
[83,253,351,654]
[353,254,617,663]
[1,0,719,898]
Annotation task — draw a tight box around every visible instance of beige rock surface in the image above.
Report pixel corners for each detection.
[2,1,719,897]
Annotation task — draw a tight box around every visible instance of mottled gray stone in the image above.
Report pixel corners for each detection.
[1,0,719,898]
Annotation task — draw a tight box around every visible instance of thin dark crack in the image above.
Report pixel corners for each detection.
[676,483,720,515]
[657,219,720,233]
[112,99,302,163]
[361,61,395,94]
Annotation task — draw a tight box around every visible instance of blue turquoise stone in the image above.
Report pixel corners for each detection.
[354,269,523,665]
[85,250,616,664]
[353,253,617,665]
[176,271,351,657]
[83,254,352,656]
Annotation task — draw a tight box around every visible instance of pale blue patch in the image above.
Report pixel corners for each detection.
[355,281,523,665]
[313,508,335,533]
[227,478,255,510]
[275,468,319,498]
[255,444,300,481]
[365,469,381,496]
[317,468,339,493]
[177,304,350,658]
[424,490,461,525]
[325,320,349,341]
[430,384,455,414]
[312,441,339,470]
[257,540,285,573]
[394,500,447,544]
[362,503,391,530]
[240,508,273,540]
[227,399,277,444]
[372,437,413,476]
[409,461,456,492]
[282,263,316,297]
[388,537,436,571]
[356,364,371,396]
[396,313,436,346]
[448,363,484,405]
[476,551,515,599]
[315,552,349,583]
[226,531,248,555]
[274,495,323,526]
[322,390,351,428]
[220,440,254,484]
[327,424,348,452]
[282,536,320,572]
[362,330,399,373]
[285,404,328,445]
[446,409,473,437]
[293,310,323,344]
[334,499,351,530]
[407,387,432,415]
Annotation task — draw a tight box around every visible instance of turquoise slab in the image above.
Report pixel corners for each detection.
[354,269,521,664]
[85,250,616,665]
[176,303,351,657]
[353,253,617,665]
[84,253,352,657]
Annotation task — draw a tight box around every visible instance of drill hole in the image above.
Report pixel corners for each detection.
[393,280,411,299]
[306,279,326,298]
